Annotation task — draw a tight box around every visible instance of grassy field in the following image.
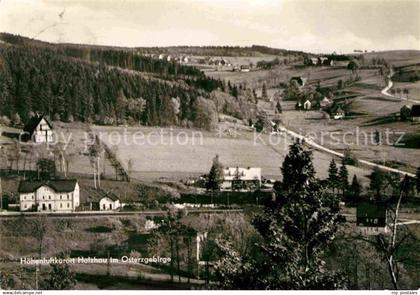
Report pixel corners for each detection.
[92,125,372,184]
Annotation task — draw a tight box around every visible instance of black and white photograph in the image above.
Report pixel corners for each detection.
[0,0,419,293]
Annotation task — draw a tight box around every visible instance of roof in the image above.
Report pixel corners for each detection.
[23,115,52,135]
[356,202,386,219]
[101,193,119,202]
[18,179,78,193]
[411,105,420,117]
[224,167,261,181]
[82,186,119,203]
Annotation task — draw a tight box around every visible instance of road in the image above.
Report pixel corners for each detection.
[277,126,416,178]
[381,69,420,103]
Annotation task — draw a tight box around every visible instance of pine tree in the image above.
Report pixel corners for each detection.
[369,167,385,199]
[215,140,345,289]
[281,139,315,193]
[327,159,340,194]
[261,83,268,100]
[349,175,361,202]
[339,161,349,198]
[206,155,224,192]
[275,101,282,113]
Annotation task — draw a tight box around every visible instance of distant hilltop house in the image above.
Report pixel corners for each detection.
[357,202,388,235]
[222,167,261,191]
[239,65,251,72]
[19,179,80,212]
[290,76,307,87]
[400,104,420,122]
[305,56,334,66]
[332,105,345,120]
[23,115,53,143]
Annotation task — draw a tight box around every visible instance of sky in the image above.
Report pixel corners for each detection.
[0,0,419,53]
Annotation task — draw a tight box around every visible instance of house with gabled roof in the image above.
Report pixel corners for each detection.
[23,115,53,143]
[18,179,79,212]
[357,202,388,235]
[222,167,261,191]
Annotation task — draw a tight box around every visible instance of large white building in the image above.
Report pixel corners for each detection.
[23,115,53,143]
[222,167,261,191]
[18,180,80,212]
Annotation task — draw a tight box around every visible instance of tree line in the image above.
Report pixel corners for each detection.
[0,45,220,129]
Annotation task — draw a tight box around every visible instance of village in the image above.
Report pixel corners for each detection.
[0,0,419,288]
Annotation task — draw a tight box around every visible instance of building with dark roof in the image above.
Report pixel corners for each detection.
[356,201,388,235]
[22,115,53,143]
[410,105,420,122]
[19,179,79,212]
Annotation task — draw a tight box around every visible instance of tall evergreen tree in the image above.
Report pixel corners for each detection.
[348,175,361,202]
[206,155,224,192]
[327,159,340,194]
[339,161,349,198]
[281,139,316,193]
[215,140,345,289]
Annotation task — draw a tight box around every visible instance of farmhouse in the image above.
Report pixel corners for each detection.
[356,202,388,235]
[23,115,53,143]
[222,167,261,191]
[240,65,251,72]
[99,194,121,211]
[18,179,80,212]
[332,106,345,119]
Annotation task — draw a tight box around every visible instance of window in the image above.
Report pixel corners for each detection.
[48,195,51,200]
[67,195,70,200]
[103,204,106,210]
[60,203,62,208]
[67,203,70,208]
[32,196,34,200]
[48,204,52,210]
[42,196,45,200]
[24,196,26,200]
[60,195,62,200]
[24,204,27,208]
[109,204,112,210]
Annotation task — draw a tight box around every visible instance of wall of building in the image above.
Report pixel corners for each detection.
[19,183,79,212]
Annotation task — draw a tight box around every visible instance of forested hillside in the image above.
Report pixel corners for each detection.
[0,34,224,129]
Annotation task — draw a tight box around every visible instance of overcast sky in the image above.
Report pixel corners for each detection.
[0,0,418,53]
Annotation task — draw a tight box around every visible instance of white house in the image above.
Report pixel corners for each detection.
[23,115,53,143]
[99,194,120,211]
[303,100,312,110]
[19,179,79,212]
[222,167,261,190]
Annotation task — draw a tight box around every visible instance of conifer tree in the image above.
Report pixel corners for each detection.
[339,161,349,198]
[328,159,340,194]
